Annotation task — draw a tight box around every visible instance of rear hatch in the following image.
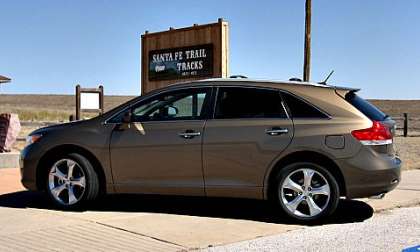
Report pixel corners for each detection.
[344,91,396,154]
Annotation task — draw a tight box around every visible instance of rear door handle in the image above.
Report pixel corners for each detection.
[266,128,289,136]
[178,130,201,139]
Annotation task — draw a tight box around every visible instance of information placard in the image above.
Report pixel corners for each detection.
[148,44,213,81]
[80,92,100,110]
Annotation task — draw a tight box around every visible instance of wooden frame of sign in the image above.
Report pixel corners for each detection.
[75,85,104,120]
[141,18,229,94]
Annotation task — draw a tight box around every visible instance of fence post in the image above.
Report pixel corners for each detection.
[76,84,81,120]
[403,113,408,137]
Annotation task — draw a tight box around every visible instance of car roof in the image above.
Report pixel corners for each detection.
[168,78,360,92]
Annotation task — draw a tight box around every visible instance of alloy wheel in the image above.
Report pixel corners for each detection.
[280,168,331,218]
[48,159,86,206]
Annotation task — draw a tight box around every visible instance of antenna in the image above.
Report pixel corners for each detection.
[319,70,334,85]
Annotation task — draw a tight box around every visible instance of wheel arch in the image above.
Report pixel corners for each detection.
[264,150,346,200]
[36,144,107,194]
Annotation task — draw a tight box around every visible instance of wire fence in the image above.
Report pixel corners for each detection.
[393,113,420,137]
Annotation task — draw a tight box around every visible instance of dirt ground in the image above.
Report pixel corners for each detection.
[394,137,420,170]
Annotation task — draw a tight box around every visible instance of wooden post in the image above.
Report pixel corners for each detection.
[303,0,312,82]
[99,85,104,114]
[404,113,408,137]
[76,85,104,120]
[75,84,81,120]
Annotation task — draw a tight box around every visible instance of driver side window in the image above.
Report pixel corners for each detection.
[131,88,211,122]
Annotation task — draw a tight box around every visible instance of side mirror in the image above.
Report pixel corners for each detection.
[122,110,132,124]
[167,106,179,117]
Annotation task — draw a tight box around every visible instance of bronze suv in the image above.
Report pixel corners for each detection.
[20,78,401,221]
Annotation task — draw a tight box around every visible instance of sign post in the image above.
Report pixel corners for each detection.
[75,85,104,120]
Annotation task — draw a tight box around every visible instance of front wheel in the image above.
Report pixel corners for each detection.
[274,162,340,222]
[46,153,100,209]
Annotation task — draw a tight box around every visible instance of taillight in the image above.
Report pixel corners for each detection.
[351,121,393,145]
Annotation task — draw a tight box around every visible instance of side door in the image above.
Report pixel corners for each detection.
[202,86,293,198]
[109,87,212,196]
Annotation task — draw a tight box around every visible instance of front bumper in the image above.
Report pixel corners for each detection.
[336,150,401,199]
[20,144,40,191]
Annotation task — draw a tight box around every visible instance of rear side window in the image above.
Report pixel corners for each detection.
[345,92,386,121]
[215,87,287,119]
[281,92,328,118]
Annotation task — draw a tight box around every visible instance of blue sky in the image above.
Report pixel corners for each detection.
[0,1,419,99]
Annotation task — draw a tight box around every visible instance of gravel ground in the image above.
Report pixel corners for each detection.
[208,207,420,252]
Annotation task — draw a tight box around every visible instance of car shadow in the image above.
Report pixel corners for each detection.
[0,190,373,226]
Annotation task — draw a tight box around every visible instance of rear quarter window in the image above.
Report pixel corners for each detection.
[281,92,329,119]
[345,92,386,121]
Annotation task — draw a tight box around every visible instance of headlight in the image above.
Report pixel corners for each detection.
[26,134,43,146]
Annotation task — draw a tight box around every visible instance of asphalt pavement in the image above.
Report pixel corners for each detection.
[0,168,419,251]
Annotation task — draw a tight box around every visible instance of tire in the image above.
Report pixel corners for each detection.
[45,153,100,209]
[273,162,340,222]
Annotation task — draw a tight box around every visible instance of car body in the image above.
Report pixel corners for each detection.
[20,78,401,221]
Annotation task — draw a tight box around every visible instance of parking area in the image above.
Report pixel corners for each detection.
[0,168,420,251]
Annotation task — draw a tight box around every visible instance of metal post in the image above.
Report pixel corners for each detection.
[404,113,408,137]
[303,0,312,82]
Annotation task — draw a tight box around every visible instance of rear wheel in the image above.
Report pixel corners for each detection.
[46,153,99,209]
[274,162,340,222]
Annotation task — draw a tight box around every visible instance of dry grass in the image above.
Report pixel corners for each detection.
[370,100,420,132]
[0,94,133,122]
[2,94,420,170]
[370,100,420,118]
[1,94,418,124]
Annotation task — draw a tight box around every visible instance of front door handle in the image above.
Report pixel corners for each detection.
[178,130,201,139]
[266,127,289,136]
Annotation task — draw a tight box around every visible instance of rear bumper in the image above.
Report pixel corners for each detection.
[336,150,401,199]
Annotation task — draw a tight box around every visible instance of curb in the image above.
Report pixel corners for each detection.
[370,192,420,213]
[0,152,20,169]
[374,200,420,213]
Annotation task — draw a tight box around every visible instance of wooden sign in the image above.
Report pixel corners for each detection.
[75,85,104,120]
[141,18,229,94]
